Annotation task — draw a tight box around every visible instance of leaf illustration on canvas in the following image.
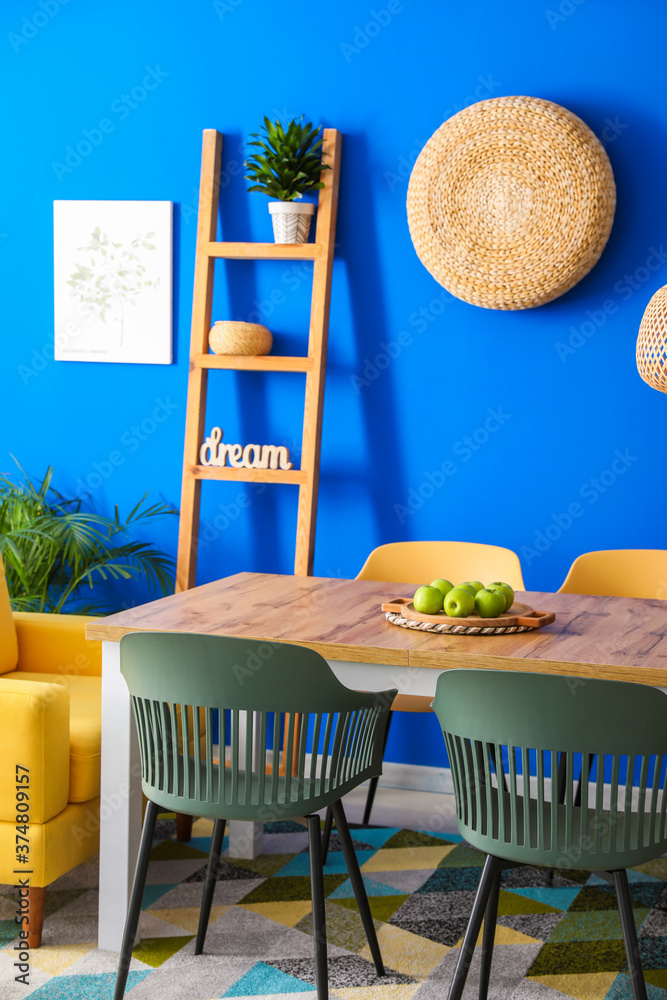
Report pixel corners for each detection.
[67,226,159,347]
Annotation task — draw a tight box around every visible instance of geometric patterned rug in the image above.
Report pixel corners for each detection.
[2,815,667,1000]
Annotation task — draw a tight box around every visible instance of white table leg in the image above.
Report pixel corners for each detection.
[98,640,142,952]
[227,820,264,858]
[227,710,263,859]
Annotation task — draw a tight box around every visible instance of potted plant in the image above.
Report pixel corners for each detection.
[245,116,329,244]
[0,463,176,613]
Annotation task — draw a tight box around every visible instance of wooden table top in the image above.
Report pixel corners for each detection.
[86,572,667,686]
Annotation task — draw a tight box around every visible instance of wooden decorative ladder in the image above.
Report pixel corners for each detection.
[176,127,342,591]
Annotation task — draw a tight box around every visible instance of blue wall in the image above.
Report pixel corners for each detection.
[3,0,667,767]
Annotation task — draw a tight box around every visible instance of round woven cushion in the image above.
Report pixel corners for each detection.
[637,285,667,393]
[209,321,272,356]
[407,96,616,310]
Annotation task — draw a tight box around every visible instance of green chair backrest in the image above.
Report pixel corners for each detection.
[432,669,667,870]
[120,632,396,821]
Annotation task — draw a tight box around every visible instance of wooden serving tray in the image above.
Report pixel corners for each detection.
[381,597,556,630]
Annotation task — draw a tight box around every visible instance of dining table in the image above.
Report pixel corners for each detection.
[85,571,667,951]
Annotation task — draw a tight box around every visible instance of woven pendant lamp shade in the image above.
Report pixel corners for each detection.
[637,285,667,393]
[407,96,616,310]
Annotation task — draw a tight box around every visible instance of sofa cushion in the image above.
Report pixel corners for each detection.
[0,559,18,675]
[0,679,69,825]
[3,672,101,802]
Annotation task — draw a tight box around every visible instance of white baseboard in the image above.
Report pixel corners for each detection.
[375,765,646,811]
[292,752,455,796]
[377,760,455,795]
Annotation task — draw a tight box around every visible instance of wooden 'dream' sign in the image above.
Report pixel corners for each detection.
[200,426,293,470]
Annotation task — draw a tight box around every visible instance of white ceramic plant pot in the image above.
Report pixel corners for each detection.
[268,201,315,244]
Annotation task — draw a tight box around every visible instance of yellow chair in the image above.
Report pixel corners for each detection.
[357,540,525,589]
[356,541,524,823]
[0,558,102,947]
[558,549,667,599]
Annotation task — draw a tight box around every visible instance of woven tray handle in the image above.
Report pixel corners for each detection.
[514,610,555,628]
[381,599,412,613]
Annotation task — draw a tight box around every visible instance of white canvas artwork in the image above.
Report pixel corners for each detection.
[53,200,172,364]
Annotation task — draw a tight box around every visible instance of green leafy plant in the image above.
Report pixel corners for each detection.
[67,226,159,348]
[244,116,329,201]
[0,464,176,614]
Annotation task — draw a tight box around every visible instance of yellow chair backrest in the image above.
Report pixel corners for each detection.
[558,549,667,599]
[356,541,525,589]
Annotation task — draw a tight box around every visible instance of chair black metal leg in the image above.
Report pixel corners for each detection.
[613,869,648,1000]
[195,817,226,955]
[331,798,385,976]
[574,753,596,808]
[489,745,509,795]
[362,776,380,826]
[556,752,567,804]
[322,806,334,865]
[543,753,572,888]
[447,854,503,1000]
[113,800,160,1000]
[308,813,329,1000]
[478,869,501,1000]
[363,710,393,825]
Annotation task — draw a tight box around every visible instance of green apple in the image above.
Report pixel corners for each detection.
[475,587,506,618]
[489,581,514,612]
[457,583,478,597]
[413,585,444,614]
[463,580,485,594]
[444,587,476,617]
[430,578,454,597]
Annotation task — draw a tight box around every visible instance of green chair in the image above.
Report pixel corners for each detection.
[113,632,396,1000]
[431,669,667,1000]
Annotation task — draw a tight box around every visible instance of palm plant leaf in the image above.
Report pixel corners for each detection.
[0,462,177,614]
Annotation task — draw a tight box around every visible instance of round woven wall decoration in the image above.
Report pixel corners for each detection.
[637,285,667,393]
[407,96,616,310]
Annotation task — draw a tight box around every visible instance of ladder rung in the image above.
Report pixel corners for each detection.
[204,241,321,261]
[191,465,307,485]
[195,354,315,373]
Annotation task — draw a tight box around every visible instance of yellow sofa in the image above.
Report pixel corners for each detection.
[0,560,101,947]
